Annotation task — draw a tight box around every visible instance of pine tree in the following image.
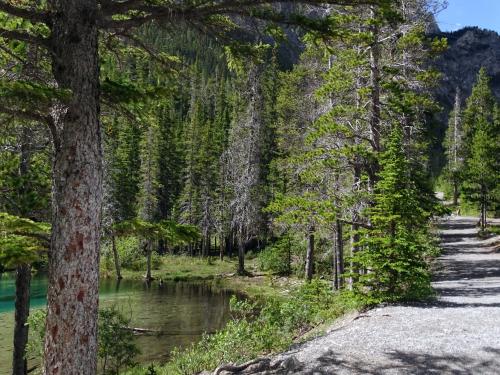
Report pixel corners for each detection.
[353,126,436,303]
[461,69,500,229]
[139,123,160,281]
[443,88,464,206]
[106,117,142,222]
[226,64,271,274]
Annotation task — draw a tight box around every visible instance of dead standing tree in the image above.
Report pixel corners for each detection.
[226,65,266,275]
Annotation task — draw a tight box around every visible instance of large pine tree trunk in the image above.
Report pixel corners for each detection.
[44,1,102,374]
[12,264,31,375]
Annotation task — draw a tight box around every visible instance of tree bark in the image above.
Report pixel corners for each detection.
[12,264,31,375]
[12,125,33,375]
[44,2,102,374]
[349,164,362,289]
[453,182,459,206]
[202,232,209,257]
[228,232,234,258]
[219,234,224,261]
[369,9,381,154]
[305,227,315,282]
[145,240,153,282]
[111,235,122,280]
[481,194,487,231]
[237,232,245,275]
[333,233,338,290]
[335,220,344,289]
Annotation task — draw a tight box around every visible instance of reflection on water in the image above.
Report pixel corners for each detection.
[0,273,238,373]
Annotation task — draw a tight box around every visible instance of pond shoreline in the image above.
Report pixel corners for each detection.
[0,274,247,375]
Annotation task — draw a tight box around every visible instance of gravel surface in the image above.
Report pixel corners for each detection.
[248,216,500,374]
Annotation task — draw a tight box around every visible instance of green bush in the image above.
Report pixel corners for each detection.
[258,236,300,275]
[107,236,162,271]
[99,307,140,374]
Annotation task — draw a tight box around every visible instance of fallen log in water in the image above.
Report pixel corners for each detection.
[124,327,216,336]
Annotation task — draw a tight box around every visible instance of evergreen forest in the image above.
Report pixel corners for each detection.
[0,1,499,375]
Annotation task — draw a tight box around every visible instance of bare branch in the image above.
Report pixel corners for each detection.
[0,27,49,47]
[0,104,59,149]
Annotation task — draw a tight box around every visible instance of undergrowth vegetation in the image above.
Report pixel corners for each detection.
[127,280,363,375]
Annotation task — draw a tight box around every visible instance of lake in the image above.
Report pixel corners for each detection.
[0,273,238,373]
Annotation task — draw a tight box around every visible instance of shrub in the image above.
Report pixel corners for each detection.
[258,236,300,275]
[99,307,140,375]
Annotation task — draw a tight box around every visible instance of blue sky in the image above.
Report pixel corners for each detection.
[435,0,500,33]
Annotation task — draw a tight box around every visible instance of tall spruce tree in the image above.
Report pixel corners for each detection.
[353,126,436,302]
[461,69,500,229]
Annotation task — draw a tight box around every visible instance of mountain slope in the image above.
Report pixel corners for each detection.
[431,27,500,172]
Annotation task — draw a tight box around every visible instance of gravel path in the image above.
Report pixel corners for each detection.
[247,216,500,374]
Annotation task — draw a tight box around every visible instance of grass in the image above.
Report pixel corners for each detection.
[101,255,249,282]
[100,253,304,303]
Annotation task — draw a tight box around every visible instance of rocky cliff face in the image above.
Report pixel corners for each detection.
[433,26,500,110]
[430,27,500,172]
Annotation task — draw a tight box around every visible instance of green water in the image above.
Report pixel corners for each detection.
[0,274,237,373]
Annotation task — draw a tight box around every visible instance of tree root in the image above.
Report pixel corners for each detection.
[212,355,303,374]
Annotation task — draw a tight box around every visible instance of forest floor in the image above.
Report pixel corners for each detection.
[232,216,500,374]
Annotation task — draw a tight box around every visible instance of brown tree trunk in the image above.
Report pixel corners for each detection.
[12,264,31,375]
[111,235,122,280]
[44,2,102,374]
[305,227,315,282]
[219,234,224,261]
[228,232,234,258]
[349,222,360,289]
[369,10,381,154]
[12,125,33,375]
[237,232,245,275]
[368,8,381,191]
[481,196,487,231]
[145,240,153,282]
[453,182,459,206]
[332,233,338,290]
[202,232,210,257]
[335,220,344,289]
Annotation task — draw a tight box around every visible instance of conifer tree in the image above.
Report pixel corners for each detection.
[461,69,500,229]
[443,88,464,206]
[139,123,160,281]
[106,117,142,222]
[353,126,435,302]
[227,64,268,274]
